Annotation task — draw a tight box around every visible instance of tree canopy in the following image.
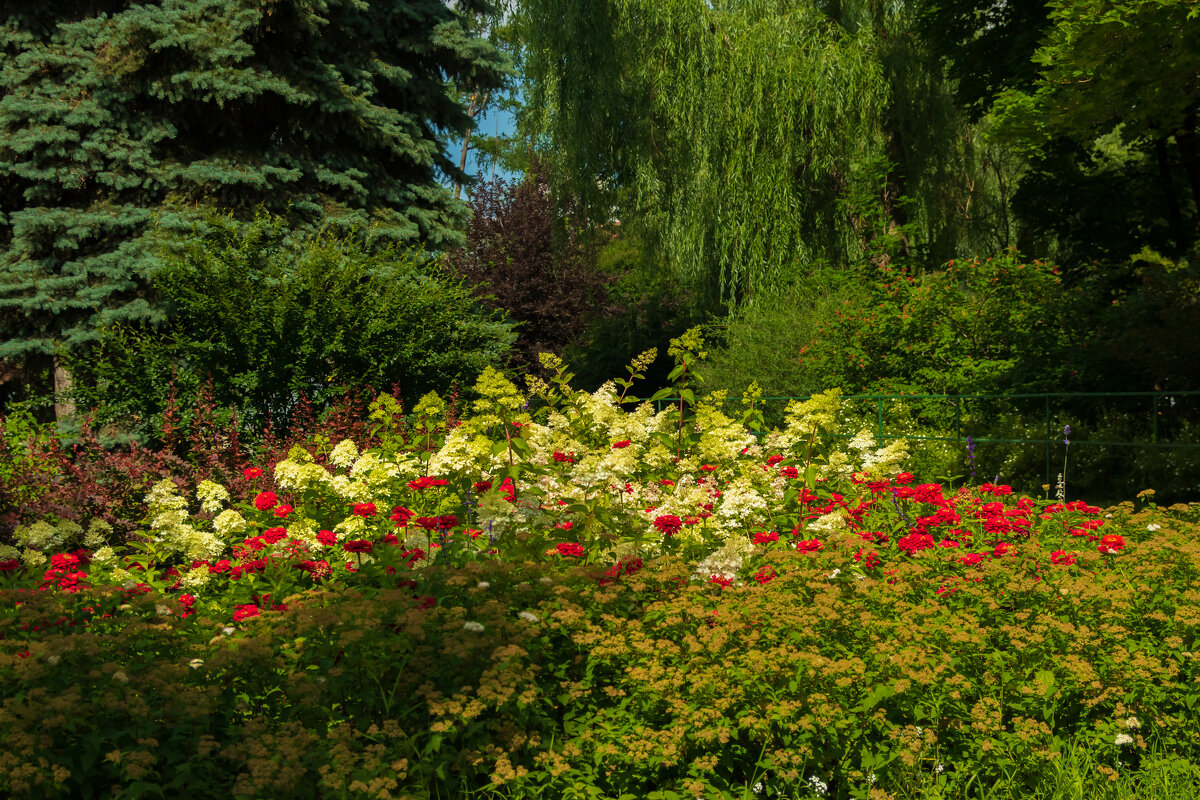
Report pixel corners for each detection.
[0,0,507,361]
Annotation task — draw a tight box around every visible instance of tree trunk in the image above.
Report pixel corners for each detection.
[1175,103,1200,232]
[53,356,76,424]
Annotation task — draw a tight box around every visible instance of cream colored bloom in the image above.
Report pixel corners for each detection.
[328,439,360,469]
[196,480,230,514]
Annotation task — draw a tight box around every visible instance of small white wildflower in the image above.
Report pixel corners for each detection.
[1125,716,1141,730]
[112,670,129,683]
[539,576,553,584]
[518,611,539,623]
[222,626,236,636]
[1114,733,1134,746]
[46,654,60,666]
[476,581,491,590]
[753,781,763,795]
[188,658,204,669]
[915,726,923,736]
[935,763,945,774]
[828,568,841,579]
[463,621,485,633]
[1147,523,1162,531]
[155,604,173,617]
[808,775,828,795]
[868,774,877,785]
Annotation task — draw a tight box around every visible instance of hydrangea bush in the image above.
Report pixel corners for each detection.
[2,329,1199,799]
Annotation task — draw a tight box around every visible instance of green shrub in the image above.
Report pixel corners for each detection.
[66,210,517,444]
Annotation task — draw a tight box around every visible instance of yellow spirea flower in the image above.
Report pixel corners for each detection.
[329,439,360,469]
[196,480,230,515]
[213,509,248,538]
[15,521,62,551]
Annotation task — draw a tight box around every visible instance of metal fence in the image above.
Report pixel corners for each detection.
[655,391,1200,502]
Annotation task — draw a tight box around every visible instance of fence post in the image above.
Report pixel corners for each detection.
[954,396,961,442]
[1044,395,1052,488]
[877,398,884,442]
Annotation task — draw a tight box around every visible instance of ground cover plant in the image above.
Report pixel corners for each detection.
[2,332,1200,799]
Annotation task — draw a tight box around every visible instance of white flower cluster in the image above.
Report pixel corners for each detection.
[693,538,752,584]
[145,479,224,562]
[196,480,230,515]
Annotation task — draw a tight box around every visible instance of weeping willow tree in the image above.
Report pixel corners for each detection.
[517,0,1012,306]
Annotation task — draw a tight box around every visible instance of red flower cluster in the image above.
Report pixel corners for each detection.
[599,558,644,586]
[414,515,458,531]
[408,476,449,491]
[556,542,584,558]
[253,491,278,511]
[390,506,414,526]
[343,540,374,554]
[653,514,683,537]
[753,531,779,545]
[795,539,822,553]
[352,502,377,517]
[611,440,631,449]
[552,451,576,463]
[316,530,338,546]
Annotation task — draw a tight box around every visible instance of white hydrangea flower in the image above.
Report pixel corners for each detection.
[20,548,47,568]
[91,546,117,564]
[274,459,332,492]
[1114,733,1134,746]
[518,611,539,623]
[463,621,485,633]
[327,475,372,502]
[1125,716,1141,730]
[333,516,368,537]
[715,480,768,527]
[180,566,213,590]
[83,519,112,547]
[195,480,230,515]
[694,538,752,584]
[328,439,360,469]
[808,511,848,539]
[212,509,248,538]
[15,521,63,551]
[0,544,20,561]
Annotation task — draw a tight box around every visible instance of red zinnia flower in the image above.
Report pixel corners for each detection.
[316,530,337,546]
[243,467,264,479]
[556,542,584,558]
[795,538,822,553]
[253,491,278,511]
[343,540,374,554]
[1098,534,1125,554]
[261,527,287,544]
[273,504,294,518]
[352,502,377,517]
[753,531,780,545]
[389,506,414,526]
[232,604,260,621]
[653,515,683,537]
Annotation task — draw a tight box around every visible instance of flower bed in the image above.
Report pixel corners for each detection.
[2,333,1199,799]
